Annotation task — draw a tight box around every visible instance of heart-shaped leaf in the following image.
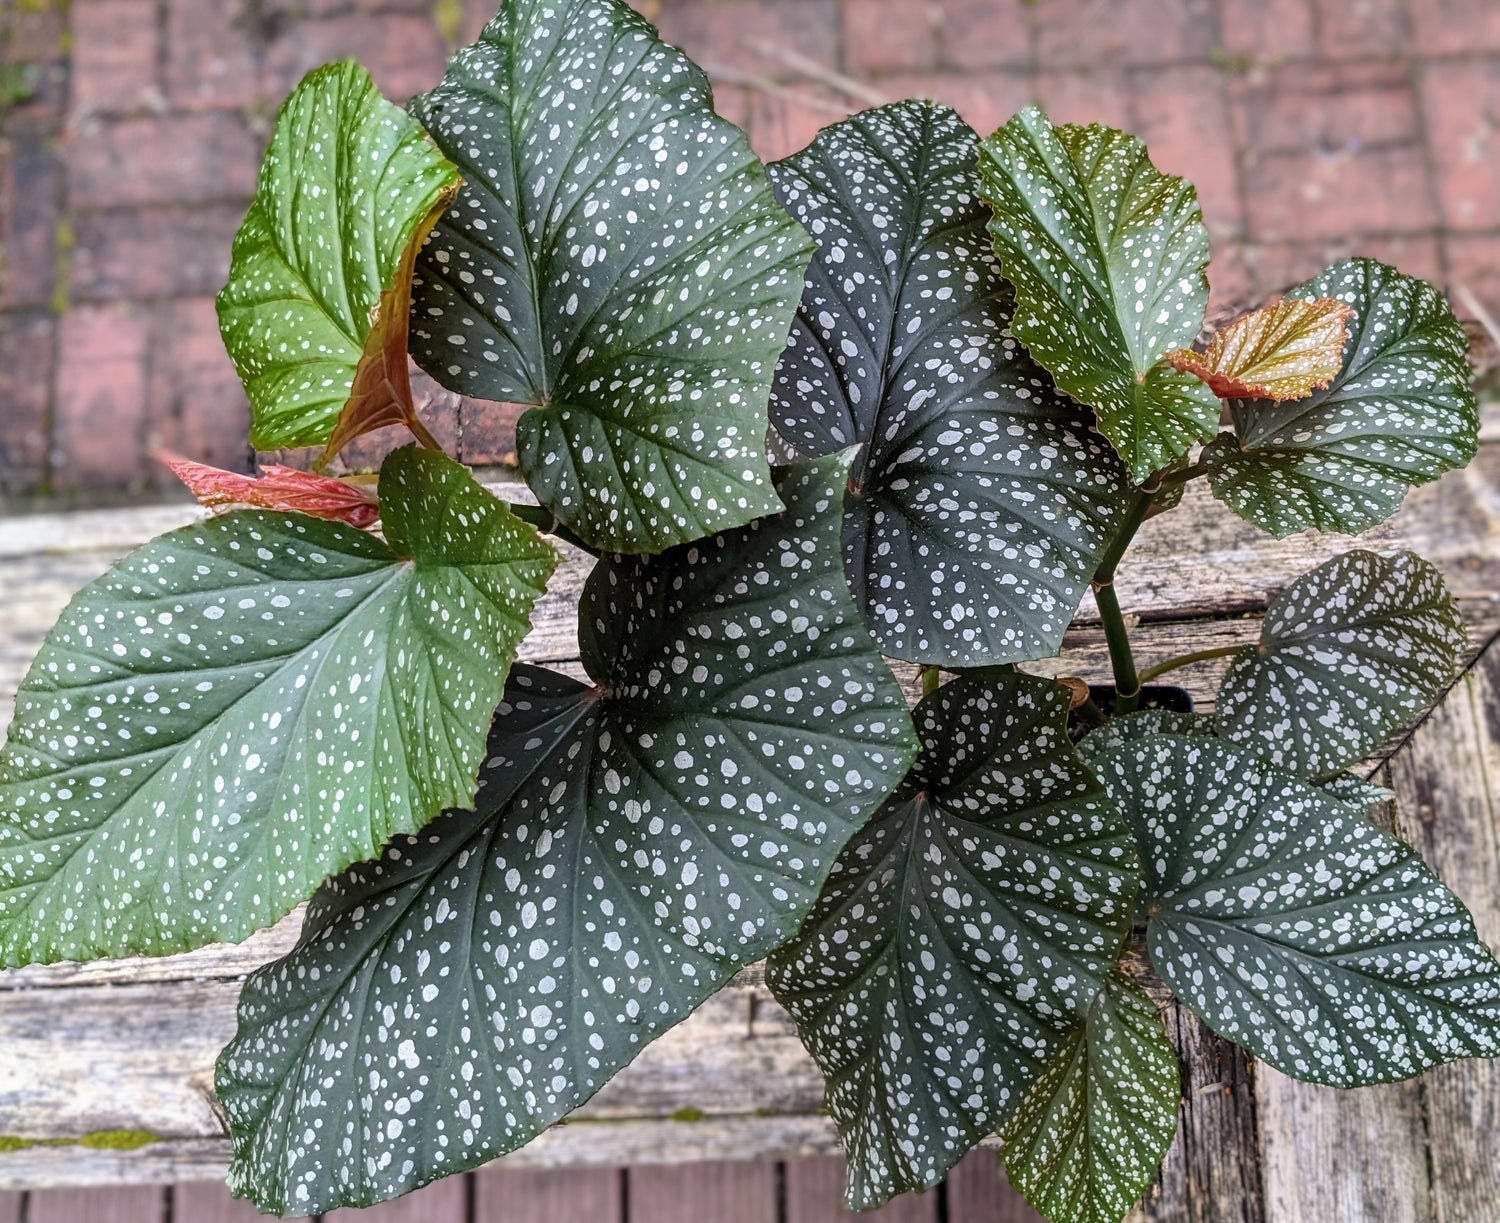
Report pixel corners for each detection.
[1076,709,1212,767]
[0,447,557,965]
[1000,970,1179,1223]
[766,671,1137,1209]
[1164,297,1354,403]
[1216,550,1465,781]
[1201,259,1477,536]
[1093,733,1500,1086]
[766,101,1127,666]
[215,454,918,1214]
[407,0,813,554]
[162,453,379,528]
[217,61,460,453]
[978,107,1219,483]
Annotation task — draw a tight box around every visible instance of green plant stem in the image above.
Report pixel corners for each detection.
[1094,582,1140,714]
[1092,484,1158,716]
[507,502,602,558]
[1136,644,1242,687]
[921,665,941,697]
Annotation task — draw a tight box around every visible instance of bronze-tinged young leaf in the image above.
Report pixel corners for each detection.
[162,453,380,528]
[1202,258,1478,536]
[978,106,1219,483]
[1163,297,1354,402]
[408,0,814,554]
[0,447,557,965]
[1001,971,1179,1223]
[217,60,460,453]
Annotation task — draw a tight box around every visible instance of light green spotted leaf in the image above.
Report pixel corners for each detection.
[407,0,814,554]
[766,100,1127,666]
[767,671,1137,1209]
[1216,550,1466,781]
[215,454,918,1215]
[1001,970,1179,1223]
[217,61,460,451]
[0,448,557,965]
[978,107,1219,483]
[1094,733,1500,1086]
[1203,259,1477,536]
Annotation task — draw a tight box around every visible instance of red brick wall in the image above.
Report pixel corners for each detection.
[3,0,1498,495]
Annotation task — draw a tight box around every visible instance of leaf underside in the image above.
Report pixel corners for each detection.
[978,106,1218,483]
[767,671,1136,1210]
[217,454,918,1215]
[1164,296,1354,402]
[1096,733,1500,1086]
[407,0,813,553]
[1001,970,1179,1223]
[767,101,1127,666]
[0,448,557,965]
[217,60,460,452]
[1215,549,1466,780]
[1203,258,1478,537]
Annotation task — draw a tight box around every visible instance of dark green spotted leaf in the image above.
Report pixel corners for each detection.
[1322,773,1395,810]
[216,454,917,1215]
[1216,550,1466,781]
[218,61,461,452]
[1076,709,1211,767]
[1202,259,1477,536]
[766,671,1137,1209]
[407,0,813,554]
[978,107,1219,483]
[766,101,1127,666]
[1000,970,1179,1223]
[1093,733,1500,1086]
[0,447,557,965]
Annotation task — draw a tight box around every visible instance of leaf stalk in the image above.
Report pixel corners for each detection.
[1135,644,1242,687]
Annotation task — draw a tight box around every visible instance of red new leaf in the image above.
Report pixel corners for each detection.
[162,454,380,528]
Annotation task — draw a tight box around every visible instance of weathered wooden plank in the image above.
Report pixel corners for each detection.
[472,1166,622,1223]
[27,1186,164,1223]
[946,1151,1043,1223]
[627,1160,778,1223]
[1387,651,1500,1222]
[1126,952,1263,1223]
[322,1175,468,1222]
[171,1180,272,1223]
[784,1156,938,1222]
[0,1193,19,1223]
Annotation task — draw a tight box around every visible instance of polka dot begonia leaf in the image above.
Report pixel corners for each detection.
[0,446,558,965]
[217,61,461,452]
[977,107,1220,484]
[406,0,814,555]
[1215,549,1466,781]
[1321,773,1395,810]
[215,453,917,1215]
[766,671,1138,1210]
[999,969,1179,1223]
[766,101,1128,667]
[1076,709,1212,768]
[1093,733,1500,1087]
[1202,258,1478,537]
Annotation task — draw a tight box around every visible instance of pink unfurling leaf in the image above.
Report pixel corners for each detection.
[161,454,380,528]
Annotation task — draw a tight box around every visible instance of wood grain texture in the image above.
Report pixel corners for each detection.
[27,1186,164,1223]
[321,1174,468,1222]
[785,1156,939,1222]
[627,1160,778,1223]
[0,1194,19,1223]
[946,1151,1045,1223]
[171,1180,272,1222]
[473,1166,622,1223]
